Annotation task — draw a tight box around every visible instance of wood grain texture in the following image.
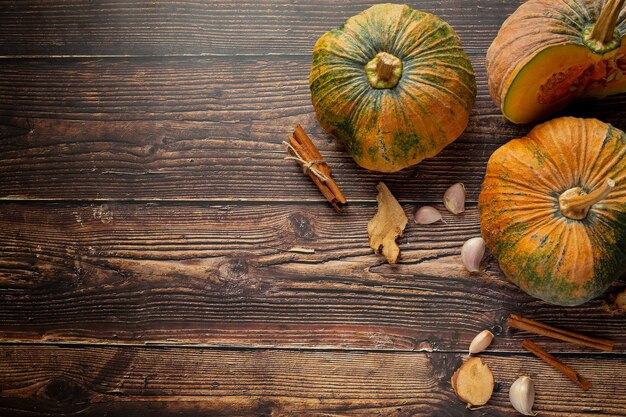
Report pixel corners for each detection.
[0,114,501,202]
[2,56,624,122]
[0,0,521,57]
[1,201,624,350]
[0,57,625,201]
[2,1,626,415]
[1,345,625,417]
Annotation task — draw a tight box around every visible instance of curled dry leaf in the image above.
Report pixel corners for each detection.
[451,357,494,408]
[368,182,408,264]
[414,205,443,224]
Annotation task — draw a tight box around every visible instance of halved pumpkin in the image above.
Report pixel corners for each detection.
[488,0,626,124]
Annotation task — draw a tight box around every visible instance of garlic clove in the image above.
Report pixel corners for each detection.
[462,237,486,273]
[469,329,494,355]
[509,376,536,416]
[444,183,466,214]
[414,206,443,224]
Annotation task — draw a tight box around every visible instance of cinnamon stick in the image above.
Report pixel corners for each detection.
[508,314,614,352]
[286,124,346,211]
[522,339,592,391]
[288,137,336,203]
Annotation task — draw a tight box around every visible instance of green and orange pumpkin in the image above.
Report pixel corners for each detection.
[310,3,476,172]
[479,117,626,306]
[487,0,626,124]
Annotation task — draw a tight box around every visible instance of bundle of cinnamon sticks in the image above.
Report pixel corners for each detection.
[285,125,346,211]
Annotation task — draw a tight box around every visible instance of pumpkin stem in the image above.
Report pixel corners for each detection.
[365,52,403,89]
[376,53,397,81]
[586,0,625,50]
[559,178,615,220]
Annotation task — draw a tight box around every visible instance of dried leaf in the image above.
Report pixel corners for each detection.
[451,357,494,408]
[367,182,408,264]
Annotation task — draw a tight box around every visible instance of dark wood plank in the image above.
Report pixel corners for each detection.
[1,345,625,417]
[0,115,503,202]
[0,0,520,57]
[1,201,624,351]
[1,2,623,416]
[1,56,625,201]
[0,56,505,122]
[4,56,624,122]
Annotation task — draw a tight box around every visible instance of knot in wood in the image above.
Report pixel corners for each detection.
[43,377,89,405]
[219,258,249,280]
[288,212,316,240]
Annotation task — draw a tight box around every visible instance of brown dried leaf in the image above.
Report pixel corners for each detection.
[367,182,408,264]
[451,357,494,408]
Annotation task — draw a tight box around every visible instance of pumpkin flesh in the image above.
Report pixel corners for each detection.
[503,42,626,124]
[479,117,626,306]
[487,0,626,124]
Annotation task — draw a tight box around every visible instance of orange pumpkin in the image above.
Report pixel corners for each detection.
[487,0,626,124]
[480,117,626,306]
[310,3,476,172]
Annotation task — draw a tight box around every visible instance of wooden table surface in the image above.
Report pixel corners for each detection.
[1,1,625,416]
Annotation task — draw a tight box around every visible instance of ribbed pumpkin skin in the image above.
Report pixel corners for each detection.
[487,0,626,123]
[479,117,626,306]
[310,3,476,173]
